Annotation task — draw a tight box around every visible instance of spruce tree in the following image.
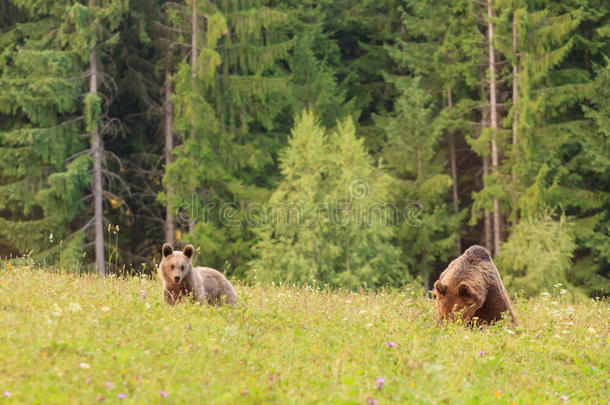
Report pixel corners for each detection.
[0,0,89,267]
[60,0,128,274]
[165,0,296,276]
[494,0,609,295]
[250,109,404,289]
[378,77,460,290]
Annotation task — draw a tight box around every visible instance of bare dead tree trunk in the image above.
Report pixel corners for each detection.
[90,43,105,276]
[483,157,493,251]
[481,73,492,252]
[191,0,198,73]
[164,51,175,245]
[508,10,520,229]
[188,0,198,234]
[487,0,501,255]
[511,11,519,184]
[447,87,461,254]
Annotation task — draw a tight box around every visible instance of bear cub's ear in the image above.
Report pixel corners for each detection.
[162,243,173,258]
[183,244,194,259]
[458,283,471,297]
[434,280,447,295]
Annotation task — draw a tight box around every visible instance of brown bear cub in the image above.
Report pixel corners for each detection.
[433,245,517,325]
[158,243,237,305]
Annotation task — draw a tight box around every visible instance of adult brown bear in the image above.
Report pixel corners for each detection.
[433,245,517,325]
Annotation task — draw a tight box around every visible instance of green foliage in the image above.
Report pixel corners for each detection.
[497,214,576,295]
[500,3,610,296]
[250,110,404,289]
[1,0,608,296]
[83,93,101,133]
[0,0,88,261]
[378,75,460,286]
[60,0,128,56]
[284,1,351,127]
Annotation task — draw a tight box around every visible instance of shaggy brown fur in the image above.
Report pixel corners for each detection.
[158,243,237,305]
[433,245,517,325]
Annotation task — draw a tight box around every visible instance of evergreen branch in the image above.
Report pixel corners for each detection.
[100,169,131,197]
[64,148,91,164]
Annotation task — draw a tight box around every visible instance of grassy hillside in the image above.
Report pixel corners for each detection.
[0,262,608,404]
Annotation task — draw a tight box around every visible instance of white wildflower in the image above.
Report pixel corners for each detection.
[52,303,62,317]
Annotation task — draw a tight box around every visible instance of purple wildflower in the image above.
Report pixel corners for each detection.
[3,392,11,398]
[385,341,397,348]
[141,292,147,298]
[105,382,113,389]
[561,395,567,402]
[160,390,168,397]
[376,378,385,390]
[367,397,378,405]
[117,393,126,399]
[477,351,485,356]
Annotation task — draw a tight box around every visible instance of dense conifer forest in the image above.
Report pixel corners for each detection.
[1,0,608,296]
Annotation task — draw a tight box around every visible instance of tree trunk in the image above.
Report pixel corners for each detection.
[90,43,105,276]
[481,73,492,252]
[511,10,519,185]
[191,0,198,74]
[447,87,461,254]
[487,0,501,255]
[188,0,198,234]
[164,52,175,245]
[483,157,493,251]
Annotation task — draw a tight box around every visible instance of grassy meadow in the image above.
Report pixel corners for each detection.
[0,262,608,404]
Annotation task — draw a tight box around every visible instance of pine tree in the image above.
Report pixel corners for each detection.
[0,1,90,268]
[165,0,297,276]
[494,0,610,295]
[284,0,350,127]
[105,0,182,264]
[250,109,404,289]
[496,213,576,295]
[59,0,128,274]
[321,0,402,153]
[395,0,487,255]
[378,77,459,289]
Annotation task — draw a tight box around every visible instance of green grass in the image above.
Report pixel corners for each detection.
[0,262,608,404]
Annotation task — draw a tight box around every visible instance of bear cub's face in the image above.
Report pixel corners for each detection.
[433,280,484,322]
[159,243,194,286]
